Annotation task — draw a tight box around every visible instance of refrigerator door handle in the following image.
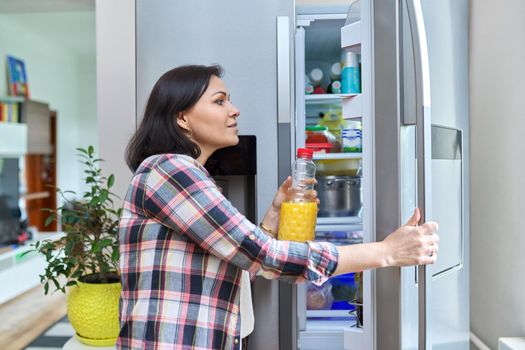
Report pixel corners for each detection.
[277,16,292,125]
[405,0,432,349]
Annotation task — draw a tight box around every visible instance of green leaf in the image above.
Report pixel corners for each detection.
[91,241,101,253]
[76,147,88,154]
[111,248,120,262]
[107,174,115,188]
[100,189,109,203]
[45,215,55,227]
[99,238,113,248]
[64,239,75,256]
[51,278,60,291]
[44,282,49,295]
[88,145,94,155]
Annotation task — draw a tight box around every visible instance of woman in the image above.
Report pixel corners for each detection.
[118,65,438,350]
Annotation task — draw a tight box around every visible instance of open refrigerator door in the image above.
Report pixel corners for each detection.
[294,1,373,349]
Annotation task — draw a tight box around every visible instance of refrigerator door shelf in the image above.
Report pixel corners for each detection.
[342,93,362,119]
[341,20,361,53]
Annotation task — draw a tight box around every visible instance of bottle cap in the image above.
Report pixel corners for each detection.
[309,68,323,85]
[297,148,314,159]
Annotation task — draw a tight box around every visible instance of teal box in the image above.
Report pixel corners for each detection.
[341,66,361,93]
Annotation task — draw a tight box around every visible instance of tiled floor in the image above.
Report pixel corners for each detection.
[24,316,74,350]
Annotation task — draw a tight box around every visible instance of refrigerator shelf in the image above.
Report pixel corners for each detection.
[317,216,362,226]
[313,152,362,160]
[305,93,359,105]
[307,310,355,318]
[315,223,362,233]
[305,319,361,331]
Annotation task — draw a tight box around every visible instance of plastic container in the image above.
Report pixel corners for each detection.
[315,158,362,176]
[307,281,334,310]
[305,125,335,143]
[342,120,362,152]
[306,125,338,153]
[330,273,357,310]
[278,148,317,242]
[305,142,333,154]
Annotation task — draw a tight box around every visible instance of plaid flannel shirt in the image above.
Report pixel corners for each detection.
[117,154,339,350]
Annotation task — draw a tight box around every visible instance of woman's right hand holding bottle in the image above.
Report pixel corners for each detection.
[333,208,439,276]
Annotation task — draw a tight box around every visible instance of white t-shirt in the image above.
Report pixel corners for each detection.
[240,270,254,342]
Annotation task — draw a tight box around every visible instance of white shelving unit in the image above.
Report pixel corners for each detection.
[0,95,25,103]
[0,123,27,157]
[0,232,62,305]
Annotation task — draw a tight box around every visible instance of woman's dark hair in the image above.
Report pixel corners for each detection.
[125,64,223,171]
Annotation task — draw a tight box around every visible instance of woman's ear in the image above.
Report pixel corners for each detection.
[176,112,191,132]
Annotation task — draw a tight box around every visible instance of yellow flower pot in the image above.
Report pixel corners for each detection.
[67,280,122,347]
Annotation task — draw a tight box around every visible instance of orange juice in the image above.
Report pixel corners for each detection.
[278,201,317,242]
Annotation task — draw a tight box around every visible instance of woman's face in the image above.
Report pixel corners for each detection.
[178,75,240,156]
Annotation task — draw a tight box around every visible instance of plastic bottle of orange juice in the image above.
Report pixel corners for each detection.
[278,148,317,242]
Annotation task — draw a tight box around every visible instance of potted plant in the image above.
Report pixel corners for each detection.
[31,146,122,346]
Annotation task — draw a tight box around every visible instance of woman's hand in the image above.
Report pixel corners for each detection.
[381,208,439,267]
[260,176,319,237]
[271,176,319,210]
[333,208,439,276]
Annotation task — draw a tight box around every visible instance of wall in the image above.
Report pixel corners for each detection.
[77,54,98,159]
[470,0,525,348]
[0,12,96,200]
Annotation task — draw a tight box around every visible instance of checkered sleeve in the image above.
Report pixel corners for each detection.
[143,155,338,285]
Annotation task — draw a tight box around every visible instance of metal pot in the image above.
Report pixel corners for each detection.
[316,175,362,217]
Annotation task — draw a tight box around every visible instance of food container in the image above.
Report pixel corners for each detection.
[315,158,361,176]
[316,175,362,217]
[306,125,336,142]
[307,281,334,310]
[342,120,362,153]
[305,142,333,154]
[330,273,357,310]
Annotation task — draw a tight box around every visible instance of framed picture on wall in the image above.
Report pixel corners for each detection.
[6,55,30,98]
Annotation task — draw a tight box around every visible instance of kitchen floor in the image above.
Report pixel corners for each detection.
[0,286,66,350]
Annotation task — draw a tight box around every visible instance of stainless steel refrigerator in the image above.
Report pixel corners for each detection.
[135,0,469,349]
